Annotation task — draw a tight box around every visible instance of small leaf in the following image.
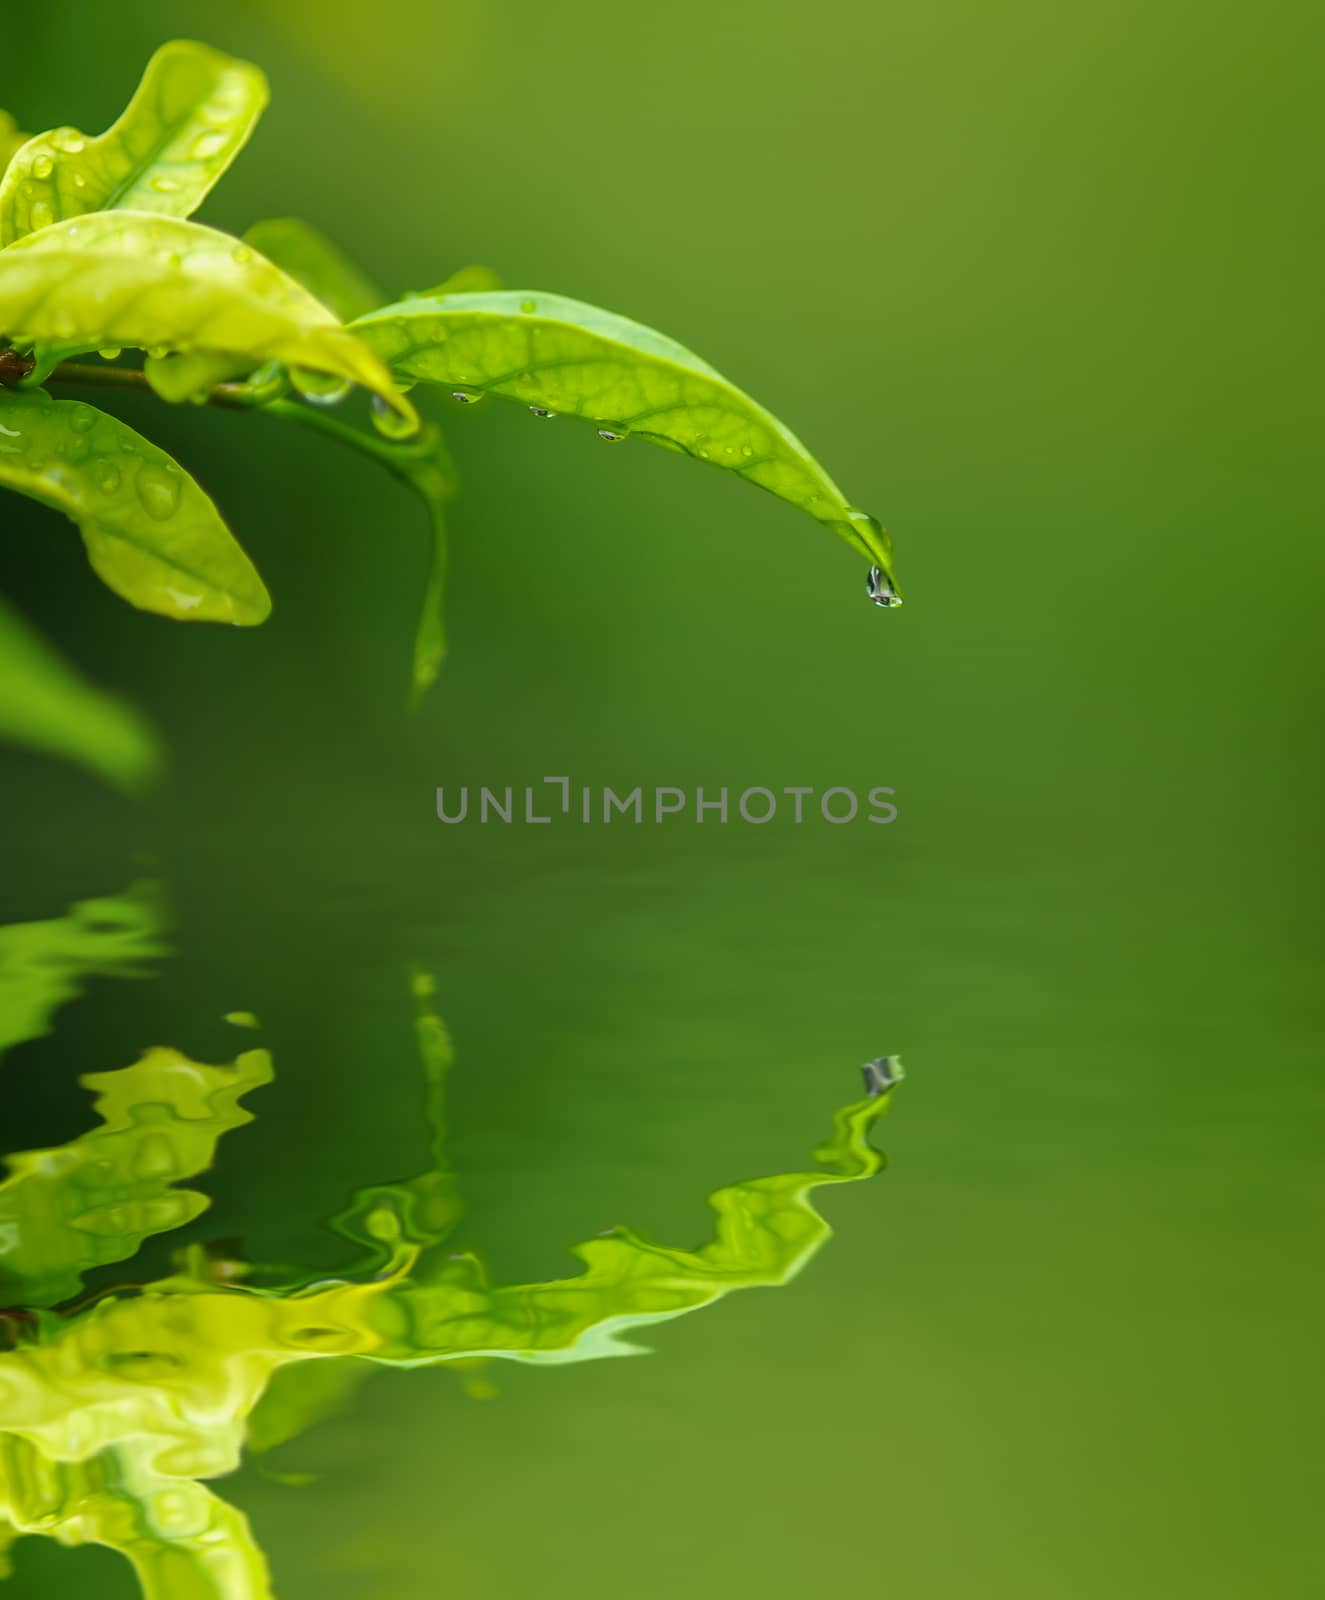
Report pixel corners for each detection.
[0,40,267,247]
[0,881,166,1058]
[0,211,415,426]
[244,217,383,322]
[353,289,898,590]
[0,591,163,791]
[405,264,503,299]
[0,388,270,623]
[0,111,29,178]
[0,1044,272,1307]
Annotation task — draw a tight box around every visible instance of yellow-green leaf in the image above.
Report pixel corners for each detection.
[0,40,267,247]
[244,216,383,322]
[0,592,163,791]
[0,111,28,179]
[0,211,415,425]
[0,388,270,623]
[353,288,899,598]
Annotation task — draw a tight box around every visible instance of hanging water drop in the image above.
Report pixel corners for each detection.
[596,422,629,442]
[529,406,555,419]
[98,347,123,361]
[451,387,482,404]
[370,393,419,440]
[866,567,898,608]
[31,154,54,180]
[292,368,352,408]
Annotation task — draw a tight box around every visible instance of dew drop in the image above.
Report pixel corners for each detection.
[451,387,482,404]
[150,176,179,194]
[519,298,537,314]
[230,244,253,266]
[51,129,84,154]
[29,201,55,232]
[98,466,121,494]
[31,154,54,180]
[292,368,352,408]
[72,172,88,190]
[741,445,754,457]
[370,393,419,440]
[136,462,182,521]
[98,346,123,361]
[191,130,228,160]
[866,566,899,608]
[596,422,629,442]
[529,406,556,419]
[146,346,170,360]
[68,405,96,434]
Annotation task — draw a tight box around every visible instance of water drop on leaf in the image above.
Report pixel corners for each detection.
[32,154,54,180]
[451,387,482,404]
[529,406,555,419]
[596,422,630,442]
[135,463,182,521]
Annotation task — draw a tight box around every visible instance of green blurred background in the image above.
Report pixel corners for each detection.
[1,0,1321,1595]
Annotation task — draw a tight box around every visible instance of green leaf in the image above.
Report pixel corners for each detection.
[0,211,416,428]
[243,217,383,322]
[0,1044,272,1308]
[0,387,270,623]
[0,881,166,1058]
[0,40,267,247]
[0,591,163,791]
[0,112,29,179]
[353,289,899,596]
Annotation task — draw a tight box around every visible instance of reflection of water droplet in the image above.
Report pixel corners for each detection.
[451,387,482,404]
[596,422,629,442]
[98,346,123,361]
[519,298,537,313]
[191,130,228,160]
[68,405,96,434]
[370,393,418,440]
[529,406,555,418]
[136,462,182,521]
[32,154,54,180]
[150,176,179,194]
[866,566,899,608]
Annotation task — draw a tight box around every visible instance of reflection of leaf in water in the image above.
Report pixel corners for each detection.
[0,881,166,1058]
[0,1045,272,1308]
[0,934,902,1599]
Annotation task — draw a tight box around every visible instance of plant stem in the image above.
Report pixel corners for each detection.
[45,361,258,411]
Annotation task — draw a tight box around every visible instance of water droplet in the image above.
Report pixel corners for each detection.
[519,298,537,314]
[596,422,629,442]
[98,346,123,361]
[31,154,54,180]
[68,405,96,434]
[136,462,182,521]
[292,368,352,408]
[451,387,482,404]
[150,175,179,194]
[51,129,84,154]
[741,445,754,457]
[98,466,121,493]
[72,172,87,190]
[29,201,54,232]
[866,567,899,608]
[191,130,228,160]
[370,393,419,440]
[231,244,253,266]
[529,406,556,418]
[145,346,170,360]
